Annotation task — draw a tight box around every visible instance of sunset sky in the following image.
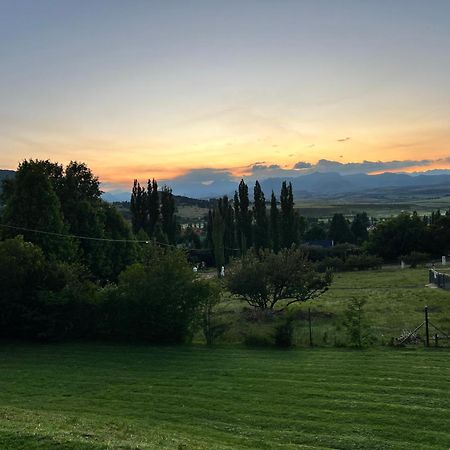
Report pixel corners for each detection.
[1,0,449,189]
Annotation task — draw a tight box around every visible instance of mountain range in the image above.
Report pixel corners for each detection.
[2,169,450,202]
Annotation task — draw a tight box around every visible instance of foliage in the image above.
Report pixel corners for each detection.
[201,281,227,345]
[280,181,296,248]
[253,181,268,251]
[316,256,345,273]
[0,236,96,340]
[269,190,280,252]
[274,316,295,348]
[343,298,372,347]
[344,254,383,271]
[227,247,332,311]
[329,213,354,244]
[401,251,430,268]
[99,245,211,343]
[367,212,427,260]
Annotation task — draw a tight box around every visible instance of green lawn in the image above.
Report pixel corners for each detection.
[1,343,450,449]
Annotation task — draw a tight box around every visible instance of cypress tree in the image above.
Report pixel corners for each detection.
[212,207,225,275]
[147,178,160,238]
[218,195,235,262]
[253,180,268,252]
[270,190,280,252]
[160,186,176,244]
[130,180,146,234]
[237,179,252,253]
[280,181,296,248]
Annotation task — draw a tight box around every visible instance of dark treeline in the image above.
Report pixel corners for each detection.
[0,159,215,343]
[206,180,304,266]
[130,179,177,244]
[2,158,450,344]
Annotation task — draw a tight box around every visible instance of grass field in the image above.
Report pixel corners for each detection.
[216,267,450,347]
[1,343,450,449]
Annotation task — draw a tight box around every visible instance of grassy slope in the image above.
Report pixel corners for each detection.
[218,267,450,346]
[293,267,450,346]
[1,343,450,450]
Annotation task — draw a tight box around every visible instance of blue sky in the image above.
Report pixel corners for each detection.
[1,0,449,187]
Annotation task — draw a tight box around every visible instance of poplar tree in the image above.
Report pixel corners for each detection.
[253,180,268,252]
[218,195,235,262]
[237,179,252,253]
[270,190,280,252]
[130,180,146,233]
[147,178,160,237]
[212,207,225,275]
[280,181,296,248]
[160,186,176,244]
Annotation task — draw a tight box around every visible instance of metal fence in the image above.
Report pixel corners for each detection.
[429,269,450,291]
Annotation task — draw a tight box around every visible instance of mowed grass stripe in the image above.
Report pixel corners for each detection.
[1,343,450,449]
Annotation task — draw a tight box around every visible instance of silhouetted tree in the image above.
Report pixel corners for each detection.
[253,181,268,252]
[160,186,176,244]
[329,213,354,244]
[280,181,296,248]
[269,191,280,252]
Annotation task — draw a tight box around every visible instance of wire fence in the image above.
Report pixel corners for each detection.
[429,269,450,291]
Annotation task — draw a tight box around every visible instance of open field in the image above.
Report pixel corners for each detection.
[1,343,450,449]
[215,267,450,347]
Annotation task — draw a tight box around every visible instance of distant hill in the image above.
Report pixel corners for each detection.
[0,169,15,184]
[0,170,15,196]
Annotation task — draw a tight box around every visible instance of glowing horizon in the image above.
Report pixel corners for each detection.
[1,1,449,188]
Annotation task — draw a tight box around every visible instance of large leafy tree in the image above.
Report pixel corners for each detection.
[351,212,370,244]
[2,159,137,280]
[1,159,76,260]
[227,247,332,311]
[329,213,354,244]
[101,245,213,343]
[367,212,427,260]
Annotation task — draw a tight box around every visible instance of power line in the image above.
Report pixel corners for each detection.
[0,223,175,247]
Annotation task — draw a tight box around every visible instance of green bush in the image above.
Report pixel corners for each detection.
[274,317,295,348]
[401,251,430,268]
[344,254,382,271]
[99,245,213,343]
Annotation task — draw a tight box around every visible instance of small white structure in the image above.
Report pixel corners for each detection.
[442,256,447,266]
[401,260,405,269]
[220,266,225,277]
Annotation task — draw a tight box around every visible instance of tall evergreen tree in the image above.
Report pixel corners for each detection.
[233,190,241,252]
[2,160,76,260]
[146,178,160,237]
[160,186,176,244]
[130,180,147,233]
[212,207,225,275]
[270,190,280,252]
[280,181,296,248]
[253,181,268,251]
[237,179,252,253]
[218,195,235,262]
